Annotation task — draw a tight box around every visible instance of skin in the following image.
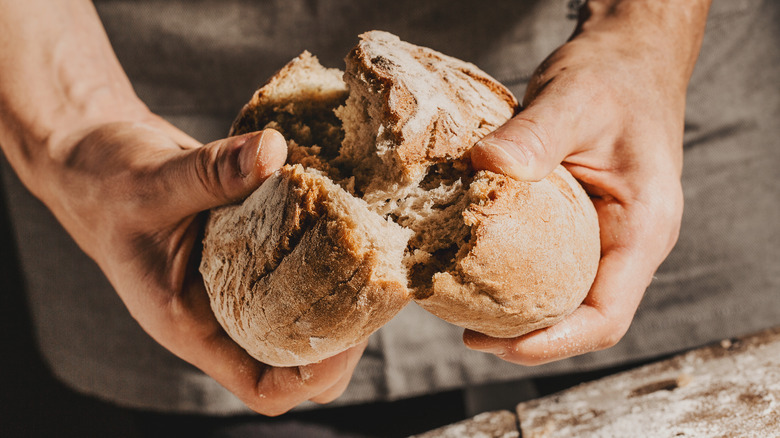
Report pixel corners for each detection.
[468,0,712,364]
[0,0,711,414]
[0,0,363,416]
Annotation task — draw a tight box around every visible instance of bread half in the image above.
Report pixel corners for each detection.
[422,168,600,337]
[201,165,410,366]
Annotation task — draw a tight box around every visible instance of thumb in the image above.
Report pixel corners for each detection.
[471,103,575,182]
[163,129,287,218]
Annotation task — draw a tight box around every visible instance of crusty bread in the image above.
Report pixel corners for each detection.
[422,168,600,337]
[201,165,410,366]
[336,31,518,191]
[230,51,348,181]
[200,31,600,366]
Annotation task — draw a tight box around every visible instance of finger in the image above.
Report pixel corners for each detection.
[463,243,650,366]
[159,129,287,219]
[192,331,358,416]
[471,71,613,182]
[250,347,364,415]
[462,178,682,365]
[162,288,364,416]
[471,111,566,182]
[309,341,368,404]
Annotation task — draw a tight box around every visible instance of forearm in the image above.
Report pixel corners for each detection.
[574,0,711,90]
[0,0,147,196]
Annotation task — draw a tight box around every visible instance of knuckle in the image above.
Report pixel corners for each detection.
[499,336,554,366]
[247,385,299,416]
[155,296,220,352]
[599,331,624,350]
[598,319,631,350]
[193,144,229,202]
[655,181,684,223]
[251,401,294,417]
[664,183,685,248]
[511,116,554,161]
[247,365,334,416]
[633,179,684,254]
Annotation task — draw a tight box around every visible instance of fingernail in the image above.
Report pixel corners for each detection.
[473,138,530,179]
[475,343,506,355]
[238,130,287,179]
[238,132,263,178]
[464,331,505,355]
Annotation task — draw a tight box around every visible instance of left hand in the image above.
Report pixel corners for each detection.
[0,0,367,414]
[35,115,366,415]
[465,0,711,365]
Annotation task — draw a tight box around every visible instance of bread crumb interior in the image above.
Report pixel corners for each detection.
[289,82,472,294]
[239,55,474,293]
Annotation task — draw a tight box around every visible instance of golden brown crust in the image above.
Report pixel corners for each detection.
[346,32,597,337]
[417,168,600,338]
[200,165,410,366]
[345,31,518,180]
[230,51,347,139]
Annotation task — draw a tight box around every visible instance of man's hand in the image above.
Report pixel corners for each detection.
[51,118,366,415]
[465,0,711,365]
[0,0,364,415]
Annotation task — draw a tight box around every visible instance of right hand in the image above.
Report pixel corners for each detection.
[37,115,366,415]
[464,0,710,365]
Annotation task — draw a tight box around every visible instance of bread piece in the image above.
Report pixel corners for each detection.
[337,31,517,193]
[201,165,410,366]
[201,31,600,366]
[420,168,600,337]
[230,51,348,181]
[339,32,598,338]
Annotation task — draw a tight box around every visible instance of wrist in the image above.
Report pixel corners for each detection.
[8,70,151,205]
[573,0,711,90]
[44,89,151,163]
[0,0,150,196]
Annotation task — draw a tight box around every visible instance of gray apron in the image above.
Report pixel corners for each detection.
[0,0,777,414]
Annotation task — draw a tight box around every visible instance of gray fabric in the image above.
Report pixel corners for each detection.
[0,0,777,415]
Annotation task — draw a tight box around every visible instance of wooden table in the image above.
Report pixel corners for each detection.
[413,327,780,437]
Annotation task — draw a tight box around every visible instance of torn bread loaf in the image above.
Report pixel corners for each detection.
[200,165,411,366]
[201,31,600,366]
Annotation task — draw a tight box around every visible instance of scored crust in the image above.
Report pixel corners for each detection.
[201,31,600,366]
[201,165,410,366]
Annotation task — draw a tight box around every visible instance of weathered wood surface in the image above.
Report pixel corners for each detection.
[410,410,519,438]
[516,327,780,437]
